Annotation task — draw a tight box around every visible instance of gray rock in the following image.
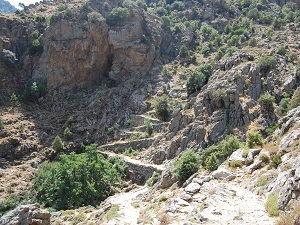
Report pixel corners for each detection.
[212,168,235,181]
[246,148,262,165]
[228,148,246,165]
[279,128,300,153]
[0,204,50,225]
[246,159,262,174]
[185,182,201,194]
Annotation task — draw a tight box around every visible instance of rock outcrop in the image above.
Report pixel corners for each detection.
[0,204,50,225]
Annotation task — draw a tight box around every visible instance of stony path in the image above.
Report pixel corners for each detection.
[106,186,148,225]
[172,180,276,225]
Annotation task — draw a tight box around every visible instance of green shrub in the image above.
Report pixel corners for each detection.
[201,45,210,56]
[246,131,264,148]
[265,193,279,217]
[22,79,47,102]
[174,150,200,181]
[229,160,243,168]
[255,175,269,187]
[30,39,43,55]
[270,153,282,169]
[259,93,275,113]
[205,153,218,171]
[179,44,189,58]
[186,71,206,95]
[124,147,139,157]
[248,37,257,47]
[108,155,128,178]
[266,122,278,135]
[277,45,287,56]
[33,144,122,210]
[259,153,270,164]
[144,118,153,137]
[0,116,4,128]
[52,135,64,151]
[0,195,26,216]
[288,52,298,62]
[63,127,72,140]
[106,7,129,26]
[10,93,19,107]
[154,95,170,121]
[227,35,240,47]
[200,135,240,171]
[146,172,161,186]
[200,23,218,41]
[289,88,300,110]
[259,56,277,73]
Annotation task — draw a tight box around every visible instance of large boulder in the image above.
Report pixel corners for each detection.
[0,204,51,225]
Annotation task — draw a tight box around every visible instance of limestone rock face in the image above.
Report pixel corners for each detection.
[33,17,110,89]
[0,204,51,225]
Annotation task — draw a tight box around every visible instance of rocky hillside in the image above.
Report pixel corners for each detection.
[0,0,16,14]
[1,0,300,224]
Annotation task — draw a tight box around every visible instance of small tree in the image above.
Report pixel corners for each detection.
[289,88,300,110]
[106,7,129,26]
[10,93,19,107]
[204,153,218,171]
[63,127,72,140]
[144,118,153,137]
[179,44,189,58]
[52,135,64,151]
[174,150,200,181]
[154,95,170,121]
[187,71,206,95]
[259,56,277,73]
[259,93,275,113]
[246,131,264,148]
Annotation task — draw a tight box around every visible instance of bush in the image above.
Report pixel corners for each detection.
[200,135,240,171]
[144,118,153,136]
[246,131,264,148]
[201,45,210,56]
[22,79,47,102]
[174,150,200,181]
[0,116,3,128]
[229,160,243,168]
[270,153,282,169]
[277,45,287,56]
[289,88,300,110]
[154,95,170,121]
[186,71,206,95]
[33,144,122,210]
[259,56,277,73]
[10,93,19,107]
[30,39,43,55]
[106,7,129,26]
[179,44,189,58]
[265,193,279,217]
[205,153,218,171]
[63,127,72,140]
[108,155,128,178]
[248,38,257,47]
[0,195,25,217]
[259,93,275,113]
[146,172,161,186]
[52,135,64,151]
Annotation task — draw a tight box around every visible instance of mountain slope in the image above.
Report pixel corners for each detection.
[0,0,16,13]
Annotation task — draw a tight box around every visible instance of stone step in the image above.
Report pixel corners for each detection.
[98,137,156,153]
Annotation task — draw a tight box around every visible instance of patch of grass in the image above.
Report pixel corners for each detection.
[146,172,161,186]
[255,175,269,187]
[106,205,120,221]
[71,212,87,225]
[229,160,243,168]
[265,193,279,217]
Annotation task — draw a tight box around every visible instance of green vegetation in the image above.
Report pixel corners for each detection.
[10,93,19,107]
[52,135,64,151]
[270,153,282,169]
[63,127,72,140]
[246,131,264,148]
[265,193,280,217]
[30,39,43,55]
[179,44,189,58]
[0,116,4,128]
[259,56,277,73]
[200,135,240,171]
[0,194,27,217]
[124,147,140,157]
[154,95,170,121]
[106,205,120,221]
[229,160,243,168]
[187,70,206,95]
[108,156,128,179]
[106,7,129,26]
[22,79,47,102]
[174,150,200,181]
[1,49,18,65]
[277,45,287,56]
[288,88,300,110]
[144,118,153,136]
[146,172,161,186]
[33,144,122,210]
[255,175,270,187]
[259,93,275,113]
